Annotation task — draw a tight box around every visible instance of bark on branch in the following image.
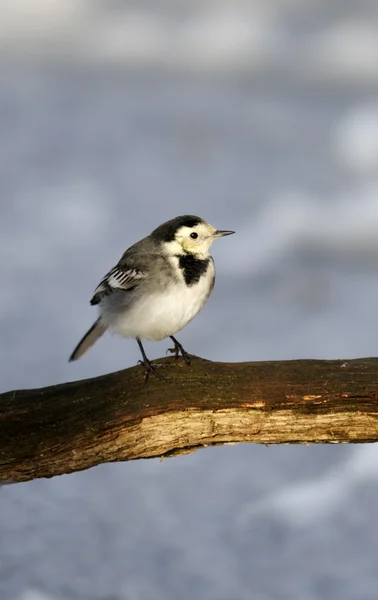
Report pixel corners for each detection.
[1,356,378,484]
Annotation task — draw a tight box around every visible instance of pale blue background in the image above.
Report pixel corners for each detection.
[1,1,378,599]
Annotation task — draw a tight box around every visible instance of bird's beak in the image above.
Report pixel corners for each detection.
[213,229,235,237]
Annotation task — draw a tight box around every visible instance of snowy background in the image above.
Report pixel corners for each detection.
[1,1,378,599]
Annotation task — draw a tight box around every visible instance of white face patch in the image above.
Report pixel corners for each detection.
[163,222,216,257]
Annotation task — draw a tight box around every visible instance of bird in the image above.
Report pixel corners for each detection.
[69,215,234,381]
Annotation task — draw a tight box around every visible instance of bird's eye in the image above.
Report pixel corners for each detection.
[190,232,198,239]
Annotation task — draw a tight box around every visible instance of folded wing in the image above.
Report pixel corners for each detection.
[90,266,146,305]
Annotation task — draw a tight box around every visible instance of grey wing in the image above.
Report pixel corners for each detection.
[90,265,146,305]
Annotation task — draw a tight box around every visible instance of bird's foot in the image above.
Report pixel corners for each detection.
[137,359,166,384]
[167,337,191,366]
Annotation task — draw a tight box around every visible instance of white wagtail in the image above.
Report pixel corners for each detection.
[69,215,234,381]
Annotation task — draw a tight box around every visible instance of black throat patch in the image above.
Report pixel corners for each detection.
[178,254,210,286]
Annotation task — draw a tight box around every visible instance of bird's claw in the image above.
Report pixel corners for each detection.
[167,343,191,366]
[137,359,166,383]
[166,346,180,360]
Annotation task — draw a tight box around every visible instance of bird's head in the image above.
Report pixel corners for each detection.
[151,215,234,258]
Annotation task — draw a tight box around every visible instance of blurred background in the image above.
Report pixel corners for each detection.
[1,1,378,599]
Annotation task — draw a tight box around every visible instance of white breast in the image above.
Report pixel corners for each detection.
[101,258,215,341]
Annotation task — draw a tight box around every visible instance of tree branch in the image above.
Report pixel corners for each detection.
[1,356,378,484]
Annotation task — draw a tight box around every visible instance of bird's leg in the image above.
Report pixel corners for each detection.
[136,338,165,383]
[167,335,191,365]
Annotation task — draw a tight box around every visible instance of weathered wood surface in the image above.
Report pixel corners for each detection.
[1,356,378,483]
